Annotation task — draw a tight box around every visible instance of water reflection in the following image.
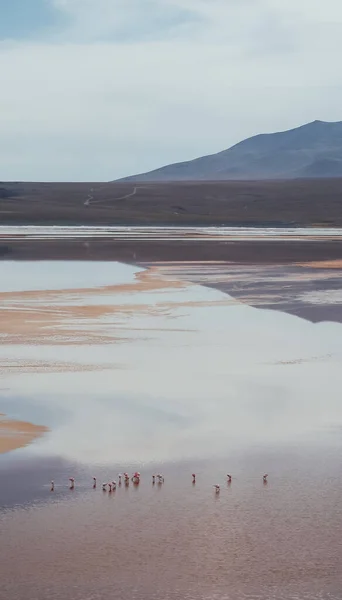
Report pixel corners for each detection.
[1,260,342,599]
[0,261,342,465]
[0,260,141,292]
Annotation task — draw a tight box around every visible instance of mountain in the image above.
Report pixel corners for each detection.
[117,120,342,182]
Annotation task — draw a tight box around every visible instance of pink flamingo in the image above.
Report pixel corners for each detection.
[118,474,122,485]
[112,481,117,490]
[152,475,156,484]
[102,482,107,491]
[50,480,54,491]
[108,483,112,492]
[263,474,268,483]
[132,472,140,484]
[227,474,232,483]
[69,477,75,489]
[192,473,196,483]
[213,484,220,493]
[93,477,97,488]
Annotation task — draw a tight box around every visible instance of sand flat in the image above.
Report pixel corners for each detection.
[0,414,49,454]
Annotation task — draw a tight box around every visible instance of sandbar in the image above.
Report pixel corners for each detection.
[0,414,49,454]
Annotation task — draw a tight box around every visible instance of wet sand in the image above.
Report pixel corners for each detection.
[0,414,48,454]
[1,259,342,599]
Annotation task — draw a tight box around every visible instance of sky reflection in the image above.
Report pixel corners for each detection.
[1,261,342,465]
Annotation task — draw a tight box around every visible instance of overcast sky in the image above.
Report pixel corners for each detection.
[1,0,342,181]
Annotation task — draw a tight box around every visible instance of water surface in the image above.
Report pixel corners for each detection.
[2,224,342,240]
[1,260,342,600]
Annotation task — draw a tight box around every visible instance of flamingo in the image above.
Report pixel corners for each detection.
[93,477,97,488]
[50,480,54,491]
[108,483,112,492]
[102,482,107,491]
[69,477,75,489]
[112,481,117,490]
[152,475,156,484]
[213,484,220,493]
[124,472,130,482]
[263,474,268,483]
[132,473,140,484]
[227,474,232,483]
[157,474,164,483]
[192,473,196,483]
[118,474,122,485]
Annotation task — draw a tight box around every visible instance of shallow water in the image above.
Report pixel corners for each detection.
[0,260,141,292]
[1,260,342,599]
[1,224,342,240]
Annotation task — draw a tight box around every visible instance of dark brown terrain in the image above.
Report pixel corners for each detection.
[2,239,342,265]
[1,179,342,270]
[1,178,342,226]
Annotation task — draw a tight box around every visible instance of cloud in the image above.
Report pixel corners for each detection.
[0,0,342,180]
[51,0,202,43]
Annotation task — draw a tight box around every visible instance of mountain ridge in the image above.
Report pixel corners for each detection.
[116,120,342,182]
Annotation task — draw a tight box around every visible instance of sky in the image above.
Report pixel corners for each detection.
[1,0,342,181]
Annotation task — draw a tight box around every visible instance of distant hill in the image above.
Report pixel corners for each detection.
[117,120,342,182]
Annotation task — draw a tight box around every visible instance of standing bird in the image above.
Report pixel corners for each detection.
[69,477,75,489]
[112,481,117,490]
[213,484,220,494]
[192,473,196,484]
[108,483,112,492]
[93,477,97,489]
[118,474,122,485]
[102,482,107,491]
[132,472,140,484]
[124,472,130,483]
[152,475,156,484]
[263,474,268,483]
[157,474,164,484]
[227,474,232,483]
[50,480,54,492]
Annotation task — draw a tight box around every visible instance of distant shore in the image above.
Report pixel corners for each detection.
[1,178,342,227]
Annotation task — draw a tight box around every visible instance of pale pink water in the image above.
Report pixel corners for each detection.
[1,447,342,600]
